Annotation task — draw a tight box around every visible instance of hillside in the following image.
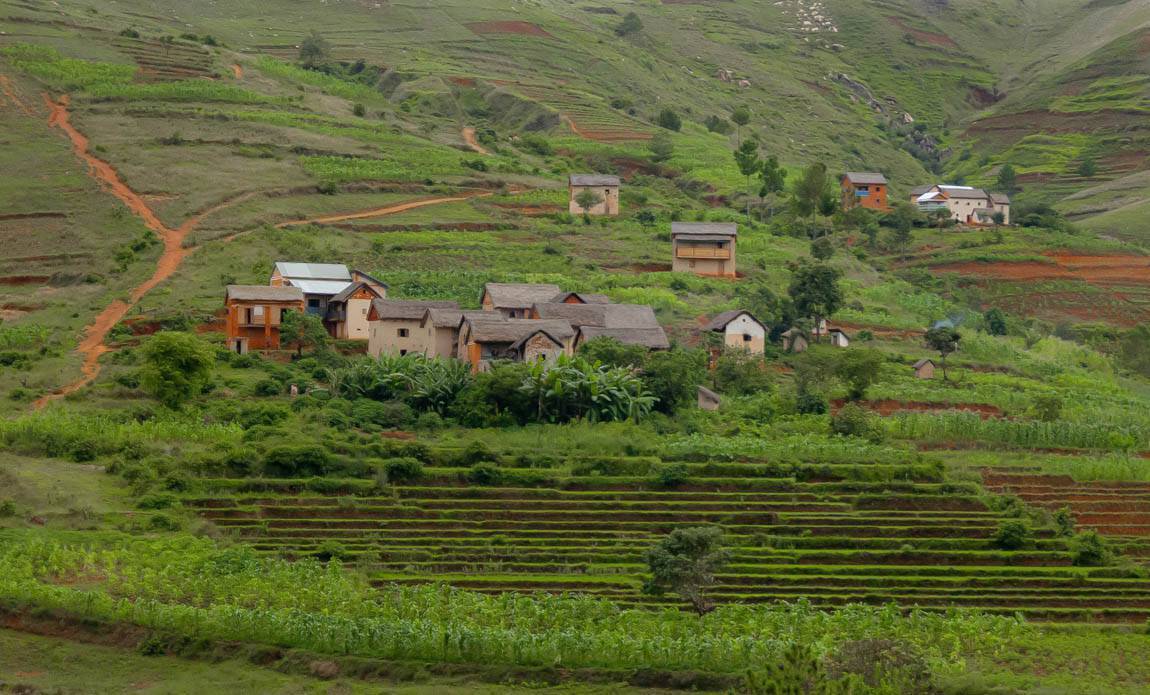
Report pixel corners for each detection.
[5,0,1150,693]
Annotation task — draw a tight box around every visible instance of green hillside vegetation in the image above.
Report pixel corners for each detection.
[4,0,1150,692]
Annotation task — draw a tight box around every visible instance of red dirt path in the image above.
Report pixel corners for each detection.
[274,192,493,228]
[231,64,243,79]
[461,126,490,155]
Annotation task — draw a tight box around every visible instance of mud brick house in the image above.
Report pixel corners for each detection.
[840,172,891,212]
[457,316,576,372]
[574,326,671,351]
[224,285,304,354]
[913,358,936,379]
[910,185,1011,225]
[367,299,460,358]
[481,283,563,318]
[671,222,737,277]
[325,280,387,341]
[705,310,767,354]
[568,174,620,216]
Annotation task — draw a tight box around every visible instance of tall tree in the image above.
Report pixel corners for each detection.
[924,326,961,381]
[758,155,787,220]
[997,163,1018,194]
[298,31,331,69]
[139,332,214,409]
[730,105,750,147]
[788,262,842,343]
[734,140,761,219]
[645,527,730,615]
[281,310,332,358]
[792,162,830,237]
[648,131,674,163]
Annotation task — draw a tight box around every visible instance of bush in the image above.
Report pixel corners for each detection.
[795,391,828,415]
[314,540,349,562]
[457,440,499,467]
[653,463,691,489]
[830,404,884,443]
[262,444,331,477]
[251,379,283,397]
[1071,530,1113,567]
[992,519,1033,550]
[136,493,179,510]
[0,500,15,517]
[1032,393,1063,423]
[713,351,773,396]
[467,464,504,485]
[655,109,681,132]
[382,457,423,483]
[351,399,413,429]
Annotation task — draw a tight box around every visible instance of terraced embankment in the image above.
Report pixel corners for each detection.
[984,468,1150,540]
[187,462,1150,623]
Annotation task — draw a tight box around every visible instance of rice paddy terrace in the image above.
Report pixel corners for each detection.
[185,457,1150,624]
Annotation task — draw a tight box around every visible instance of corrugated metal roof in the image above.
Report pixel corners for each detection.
[226,285,304,302]
[287,279,354,296]
[937,186,988,199]
[843,172,888,185]
[274,262,351,281]
[705,310,763,332]
[671,222,738,238]
[569,174,621,187]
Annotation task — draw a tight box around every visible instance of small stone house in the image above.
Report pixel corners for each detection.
[828,328,851,348]
[367,299,459,358]
[697,386,722,411]
[781,328,809,354]
[841,172,891,213]
[224,285,305,354]
[671,222,737,278]
[458,317,576,372]
[568,174,620,216]
[705,310,766,354]
[481,283,563,319]
[913,358,936,380]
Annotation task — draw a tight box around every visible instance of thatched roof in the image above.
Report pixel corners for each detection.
[705,310,764,332]
[671,222,737,238]
[483,283,564,310]
[551,291,611,305]
[226,285,304,303]
[569,174,620,187]
[468,319,576,344]
[913,358,935,369]
[843,172,888,185]
[577,326,670,350]
[370,299,458,321]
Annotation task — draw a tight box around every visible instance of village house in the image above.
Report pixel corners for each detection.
[910,185,1011,225]
[270,262,388,339]
[416,308,489,359]
[324,281,387,341]
[457,317,577,372]
[913,358,936,380]
[840,172,891,213]
[481,283,563,318]
[551,291,612,305]
[536,302,671,352]
[574,326,671,351]
[705,310,767,354]
[671,222,737,278]
[568,174,621,216]
[366,299,460,358]
[828,328,851,348]
[224,285,305,354]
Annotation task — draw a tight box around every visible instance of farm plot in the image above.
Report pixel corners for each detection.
[503,82,652,142]
[111,36,216,81]
[186,465,1150,623]
[984,468,1150,539]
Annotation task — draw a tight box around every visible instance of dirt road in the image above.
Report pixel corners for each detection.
[274,192,492,228]
[461,126,490,155]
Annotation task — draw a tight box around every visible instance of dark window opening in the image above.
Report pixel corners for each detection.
[398,328,410,338]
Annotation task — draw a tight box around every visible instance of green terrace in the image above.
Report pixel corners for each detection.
[179,465,1150,623]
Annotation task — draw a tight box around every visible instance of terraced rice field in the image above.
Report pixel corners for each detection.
[984,468,1150,540]
[112,37,216,81]
[186,465,1150,623]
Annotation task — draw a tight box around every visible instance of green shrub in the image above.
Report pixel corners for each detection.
[351,399,412,429]
[653,463,691,489]
[382,457,423,483]
[467,464,504,486]
[796,391,828,415]
[1071,530,1113,567]
[262,444,331,477]
[251,379,283,397]
[1053,507,1075,537]
[992,519,1033,550]
[830,404,884,443]
[457,440,498,467]
[314,540,349,562]
[136,493,179,510]
[0,500,15,517]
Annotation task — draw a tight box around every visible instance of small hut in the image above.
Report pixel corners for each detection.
[913,358,936,380]
[697,386,722,411]
[828,328,851,348]
[781,328,809,354]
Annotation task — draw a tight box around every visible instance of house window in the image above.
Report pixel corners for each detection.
[399,349,408,356]
[308,299,320,308]
[398,328,410,338]
[743,334,753,342]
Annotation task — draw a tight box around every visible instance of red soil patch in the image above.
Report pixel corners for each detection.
[832,399,1003,419]
[887,16,958,48]
[0,211,66,221]
[0,275,50,285]
[461,126,490,155]
[933,252,1150,286]
[630,262,673,273]
[231,64,243,79]
[448,76,476,87]
[466,21,553,38]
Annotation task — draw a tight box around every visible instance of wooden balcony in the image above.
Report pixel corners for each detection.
[676,245,731,260]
